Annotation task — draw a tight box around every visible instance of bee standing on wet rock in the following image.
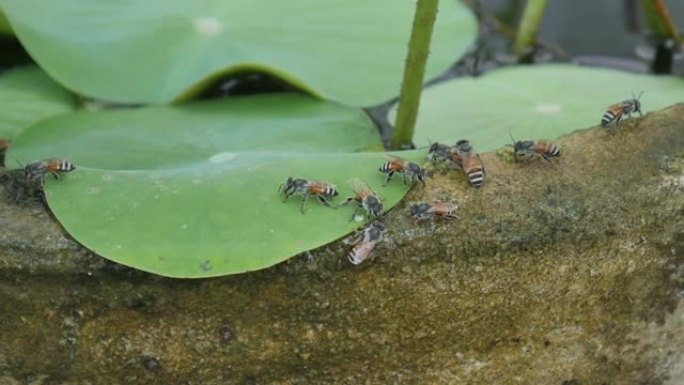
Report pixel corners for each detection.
[428,142,452,165]
[428,142,463,170]
[341,179,384,221]
[601,92,643,128]
[409,201,459,222]
[379,156,426,187]
[278,177,338,214]
[510,135,560,162]
[23,158,76,181]
[348,221,386,265]
[453,140,485,188]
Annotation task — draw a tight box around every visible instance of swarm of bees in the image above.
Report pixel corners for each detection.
[428,139,485,187]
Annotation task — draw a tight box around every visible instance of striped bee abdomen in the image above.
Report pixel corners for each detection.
[467,168,485,188]
[55,160,76,172]
[601,111,617,127]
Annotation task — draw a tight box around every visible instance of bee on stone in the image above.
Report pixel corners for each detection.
[278,177,338,214]
[379,155,426,187]
[428,142,452,164]
[453,140,485,188]
[347,221,386,265]
[510,134,560,162]
[409,201,459,222]
[341,178,384,221]
[23,158,76,181]
[428,142,463,170]
[601,92,643,128]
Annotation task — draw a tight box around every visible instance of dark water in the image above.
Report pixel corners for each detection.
[479,0,684,73]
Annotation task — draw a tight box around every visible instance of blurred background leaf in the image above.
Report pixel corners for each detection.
[391,64,684,151]
[0,66,76,141]
[0,0,477,105]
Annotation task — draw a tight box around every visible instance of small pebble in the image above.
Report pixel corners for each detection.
[219,324,234,345]
[141,355,161,371]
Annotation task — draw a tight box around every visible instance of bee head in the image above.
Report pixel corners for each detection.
[369,220,385,232]
[278,177,294,195]
[428,141,447,154]
[455,139,472,153]
[632,91,643,113]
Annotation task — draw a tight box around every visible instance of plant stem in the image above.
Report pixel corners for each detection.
[640,0,682,43]
[391,0,439,150]
[514,0,548,58]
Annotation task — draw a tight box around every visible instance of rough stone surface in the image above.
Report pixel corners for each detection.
[0,104,683,384]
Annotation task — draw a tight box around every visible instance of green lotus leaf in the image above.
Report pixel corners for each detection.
[0,0,477,106]
[393,64,684,152]
[0,66,76,140]
[0,10,12,35]
[7,94,420,277]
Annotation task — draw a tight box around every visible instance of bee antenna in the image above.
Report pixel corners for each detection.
[637,91,643,100]
[508,132,517,146]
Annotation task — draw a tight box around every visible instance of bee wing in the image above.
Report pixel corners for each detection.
[348,240,377,265]
[384,154,408,164]
[347,178,373,194]
[309,180,335,189]
[606,102,625,112]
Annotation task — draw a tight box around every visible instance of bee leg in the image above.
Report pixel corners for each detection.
[383,171,394,186]
[50,171,60,180]
[340,197,355,207]
[401,173,408,186]
[343,231,363,246]
[300,194,310,214]
[281,190,292,203]
[316,195,335,208]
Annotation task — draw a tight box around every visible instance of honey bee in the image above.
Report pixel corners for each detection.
[341,178,384,221]
[278,177,338,214]
[23,158,76,181]
[510,134,560,162]
[379,156,426,187]
[428,142,452,164]
[348,221,386,265]
[409,201,459,221]
[453,140,485,188]
[428,142,464,170]
[601,92,643,128]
